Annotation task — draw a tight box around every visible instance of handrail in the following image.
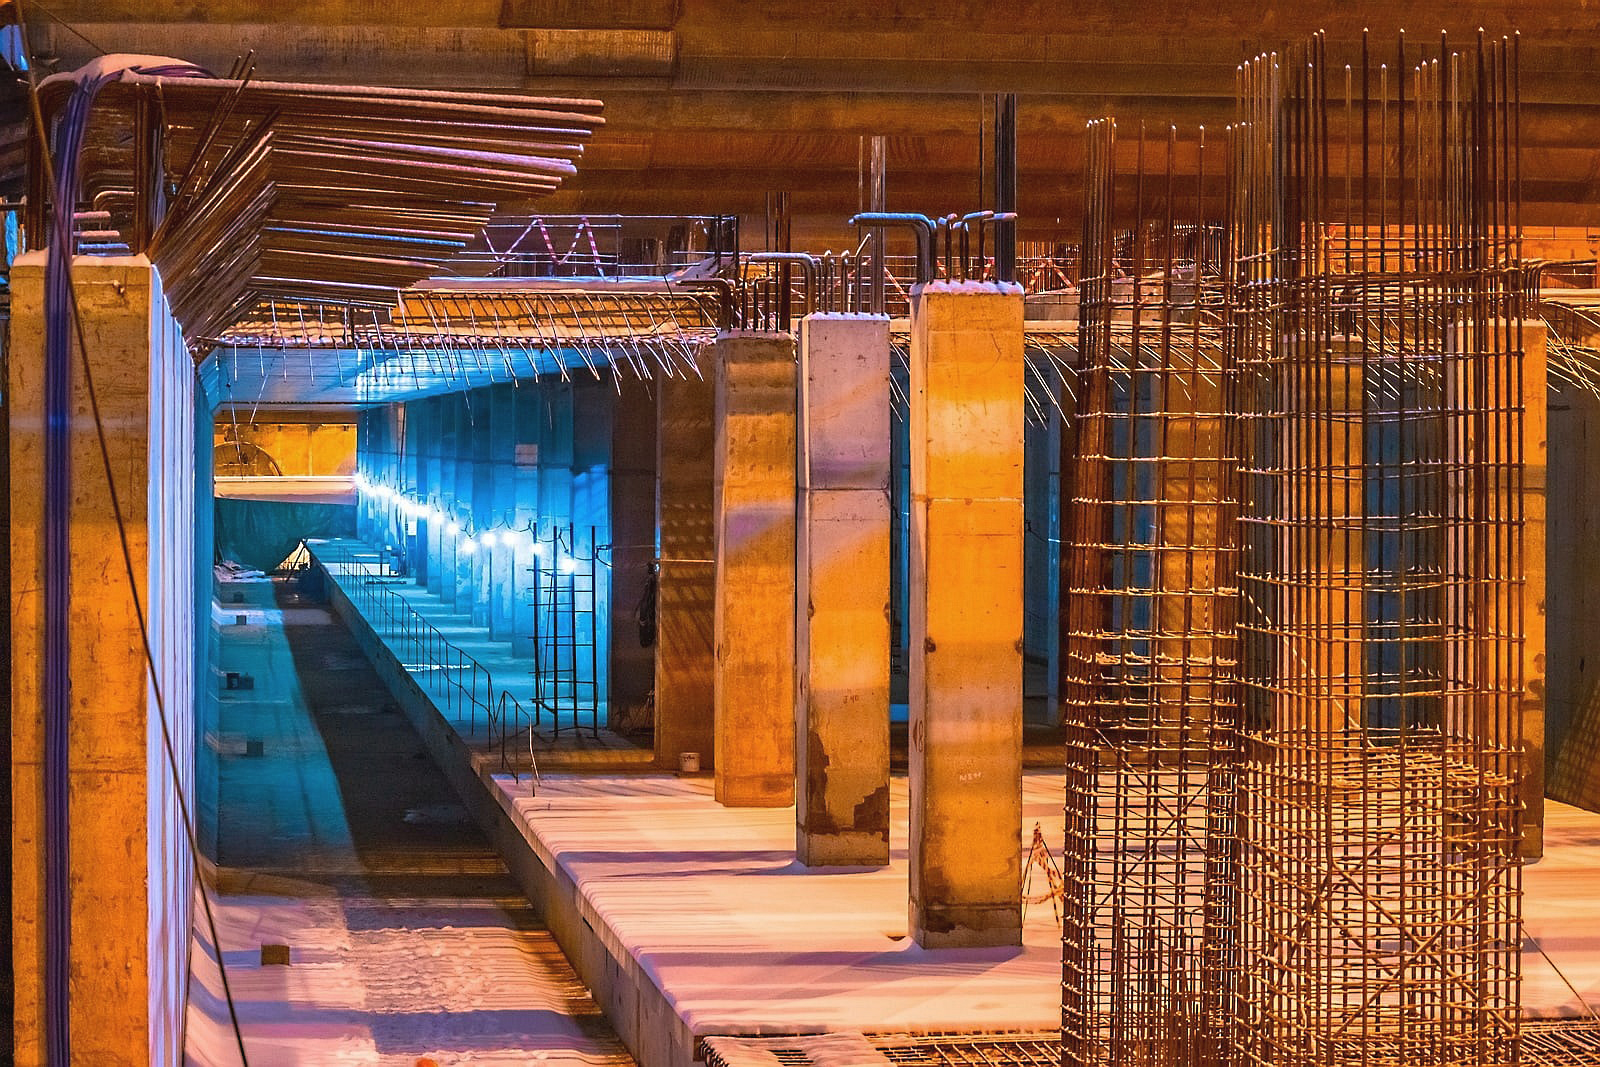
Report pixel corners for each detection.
[308,541,541,785]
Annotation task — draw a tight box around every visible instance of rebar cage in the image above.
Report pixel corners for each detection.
[1061,119,1238,1067]
[1063,29,1530,1067]
[1226,32,1526,1067]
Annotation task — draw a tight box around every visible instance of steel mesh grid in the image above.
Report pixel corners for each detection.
[699,1019,1600,1067]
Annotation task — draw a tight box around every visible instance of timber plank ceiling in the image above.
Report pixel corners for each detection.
[28,2,1600,238]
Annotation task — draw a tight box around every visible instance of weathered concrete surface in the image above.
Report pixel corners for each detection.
[656,351,717,772]
[713,332,798,807]
[1548,343,1600,818]
[907,283,1025,949]
[9,256,196,1067]
[1523,322,1549,858]
[796,314,892,865]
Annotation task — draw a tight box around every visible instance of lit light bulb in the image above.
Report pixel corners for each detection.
[480,531,498,548]
[446,521,460,537]
[531,541,548,560]
[461,538,477,555]
[559,557,577,575]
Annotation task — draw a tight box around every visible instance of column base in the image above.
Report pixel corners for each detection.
[797,829,889,868]
[714,772,793,808]
[910,901,1022,950]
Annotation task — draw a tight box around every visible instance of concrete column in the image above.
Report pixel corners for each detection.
[9,256,196,1065]
[574,378,613,713]
[488,384,518,641]
[796,314,892,864]
[713,332,798,807]
[510,383,542,658]
[1522,322,1548,858]
[439,398,462,608]
[907,282,1025,949]
[540,381,576,530]
[468,395,493,627]
[421,398,445,595]
[655,353,716,771]
[609,379,658,732]
[1278,349,1365,743]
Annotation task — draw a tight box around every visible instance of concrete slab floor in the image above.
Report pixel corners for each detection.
[494,770,1070,1039]
[313,539,1600,1046]
[485,771,1600,1040]
[185,572,634,1066]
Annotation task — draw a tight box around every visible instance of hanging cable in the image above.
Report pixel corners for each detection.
[13,3,250,1061]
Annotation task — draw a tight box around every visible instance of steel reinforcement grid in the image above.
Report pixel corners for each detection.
[1062,29,1531,1067]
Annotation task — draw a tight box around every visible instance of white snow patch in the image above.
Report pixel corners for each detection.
[185,878,634,1065]
[913,280,1026,296]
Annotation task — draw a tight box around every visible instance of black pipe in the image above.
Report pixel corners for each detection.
[994,93,1018,283]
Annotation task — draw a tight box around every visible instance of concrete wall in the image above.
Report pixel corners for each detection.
[213,417,355,476]
[9,255,196,1067]
[1548,385,1600,809]
[354,377,614,725]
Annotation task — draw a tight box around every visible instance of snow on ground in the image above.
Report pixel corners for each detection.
[495,772,1069,1038]
[186,877,633,1066]
[1523,801,1600,1018]
[186,577,633,1066]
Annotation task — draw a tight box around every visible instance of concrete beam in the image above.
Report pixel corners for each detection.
[796,314,892,865]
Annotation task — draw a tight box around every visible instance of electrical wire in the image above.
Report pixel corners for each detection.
[13,2,250,1061]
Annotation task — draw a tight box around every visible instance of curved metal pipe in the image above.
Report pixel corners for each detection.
[747,251,821,319]
[958,211,994,280]
[849,212,936,286]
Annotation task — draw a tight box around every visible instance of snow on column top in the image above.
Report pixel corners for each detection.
[913,279,1026,296]
[805,312,892,320]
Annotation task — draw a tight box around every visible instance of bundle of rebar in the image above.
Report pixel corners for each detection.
[28,55,604,344]
[205,286,723,406]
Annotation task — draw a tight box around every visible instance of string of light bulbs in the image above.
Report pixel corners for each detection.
[352,470,584,572]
